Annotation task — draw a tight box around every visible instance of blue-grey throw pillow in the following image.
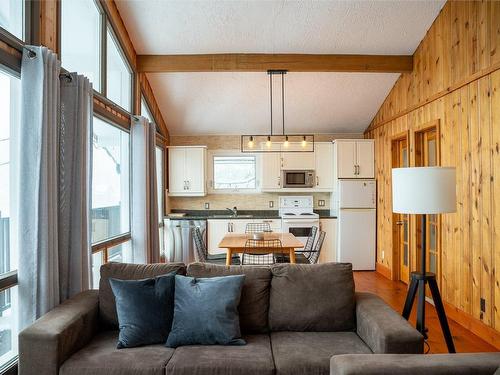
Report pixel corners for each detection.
[109,273,176,349]
[166,274,246,348]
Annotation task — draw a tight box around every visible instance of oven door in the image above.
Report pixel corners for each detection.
[282,219,319,246]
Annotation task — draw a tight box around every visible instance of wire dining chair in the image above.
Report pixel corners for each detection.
[245,222,271,233]
[294,226,318,262]
[193,227,240,265]
[307,231,326,264]
[242,238,283,265]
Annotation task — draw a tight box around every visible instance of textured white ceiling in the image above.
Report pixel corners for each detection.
[117,0,445,55]
[146,72,400,135]
[115,0,445,135]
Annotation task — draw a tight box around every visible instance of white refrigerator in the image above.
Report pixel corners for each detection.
[337,179,376,270]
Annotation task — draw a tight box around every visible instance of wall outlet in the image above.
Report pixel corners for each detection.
[269,201,274,208]
[381,250,385,260]
[318,199,325,207]
[204,202,210,210]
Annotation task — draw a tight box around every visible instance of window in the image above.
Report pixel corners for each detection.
[141,97,154,125]
[61,0,101,91]
[0,68,20,371]
[91,117,130,244]
[212,155,257,191]
[106,27,132,111]
[0,0,24,40]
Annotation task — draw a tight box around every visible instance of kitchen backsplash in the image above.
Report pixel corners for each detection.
[168,192,331,211]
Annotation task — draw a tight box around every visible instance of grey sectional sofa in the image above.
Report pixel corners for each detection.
[19,262,423,375]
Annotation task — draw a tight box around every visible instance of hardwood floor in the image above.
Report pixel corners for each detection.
[354,271,498,354]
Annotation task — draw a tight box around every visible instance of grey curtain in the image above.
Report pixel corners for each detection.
[131,116,159,264]
[58,73,92,300]
[17,46,92,330]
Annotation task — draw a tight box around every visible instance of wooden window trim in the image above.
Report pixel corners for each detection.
[92,233,131,255]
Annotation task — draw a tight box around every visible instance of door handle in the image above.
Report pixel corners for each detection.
[316,176,319,186]
[357,165,360,175]
[353,165,356,176]
[396,221,404,225]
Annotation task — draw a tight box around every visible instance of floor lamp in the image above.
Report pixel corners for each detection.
[392,167,456,353]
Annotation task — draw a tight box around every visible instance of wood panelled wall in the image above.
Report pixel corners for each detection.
[365,1,500,346]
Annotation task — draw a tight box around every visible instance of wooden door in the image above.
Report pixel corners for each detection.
[392,137,410,283]
[168,148,186,194]
[356,141,375,178]
[337,141,357,178]
[415,128,440,277]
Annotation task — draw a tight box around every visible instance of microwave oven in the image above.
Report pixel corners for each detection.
[281,170,315,188]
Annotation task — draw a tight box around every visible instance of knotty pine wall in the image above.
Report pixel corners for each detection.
[364,1,500,341]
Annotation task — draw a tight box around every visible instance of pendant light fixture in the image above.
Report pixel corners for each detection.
[241,70,314,153]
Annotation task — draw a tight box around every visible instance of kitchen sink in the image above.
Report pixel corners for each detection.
[211,214,254,219]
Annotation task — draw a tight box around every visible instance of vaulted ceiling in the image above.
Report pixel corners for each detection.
[116,0,445,135]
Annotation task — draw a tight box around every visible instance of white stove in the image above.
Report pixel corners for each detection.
[279,196,319,246]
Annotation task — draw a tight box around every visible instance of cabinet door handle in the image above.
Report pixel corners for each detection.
[357,165,360,175]
[230,223,234,232]
[353,165,357,176]
[277,176,281,187]
[316,176,319,186]
[227,223,230,232]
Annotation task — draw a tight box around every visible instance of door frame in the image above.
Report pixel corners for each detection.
[390,130,410,282]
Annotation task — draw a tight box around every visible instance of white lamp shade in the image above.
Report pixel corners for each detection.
[392,167,456,214]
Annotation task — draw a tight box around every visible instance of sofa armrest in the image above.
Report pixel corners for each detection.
[330,353,500,375]
[355,292,423,354]
[19,290,100,375]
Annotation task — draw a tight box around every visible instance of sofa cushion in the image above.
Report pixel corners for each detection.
[59,331,174,375]
[269,263,355,332]
[166,274,246,348]
[166,334,275,375]
[99,262,186,328]
[187,262,272,333]
[271,331,371,375]
[109,273,176,348]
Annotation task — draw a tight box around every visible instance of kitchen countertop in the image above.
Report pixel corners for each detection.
[165,209,336,220]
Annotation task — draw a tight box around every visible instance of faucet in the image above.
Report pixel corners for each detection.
[226,206,238,217]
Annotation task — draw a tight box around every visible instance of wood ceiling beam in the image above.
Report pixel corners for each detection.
[137,53,413,73]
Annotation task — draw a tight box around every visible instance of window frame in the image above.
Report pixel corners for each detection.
[58,0,135,114]
[0,0,31,46]
[0,62,22,375]
[207,150,260,194]
[90,114,132,258]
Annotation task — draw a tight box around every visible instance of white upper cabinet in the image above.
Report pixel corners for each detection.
[356,141,375,178]
[281,142,315,170]
[261,143,282,190]
[314,142,334,190]
[334,139,374,179]
[168,146,207,196]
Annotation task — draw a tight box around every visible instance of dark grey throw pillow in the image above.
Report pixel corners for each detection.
[166,274,246,348]
[109,273,176,349]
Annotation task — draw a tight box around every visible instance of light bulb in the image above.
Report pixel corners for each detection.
[248,136,254,148]
[283,135,289,148]
[301,136,307,147]
[266,136,272,148]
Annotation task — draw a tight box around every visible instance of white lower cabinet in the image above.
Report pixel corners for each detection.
[207,218,282,255]
[318,218,337,263]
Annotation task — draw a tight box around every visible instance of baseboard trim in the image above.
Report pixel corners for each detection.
[444,301,500,350]
[376,263,392,280]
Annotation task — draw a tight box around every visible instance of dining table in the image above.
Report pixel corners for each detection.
[218,232,304,266]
